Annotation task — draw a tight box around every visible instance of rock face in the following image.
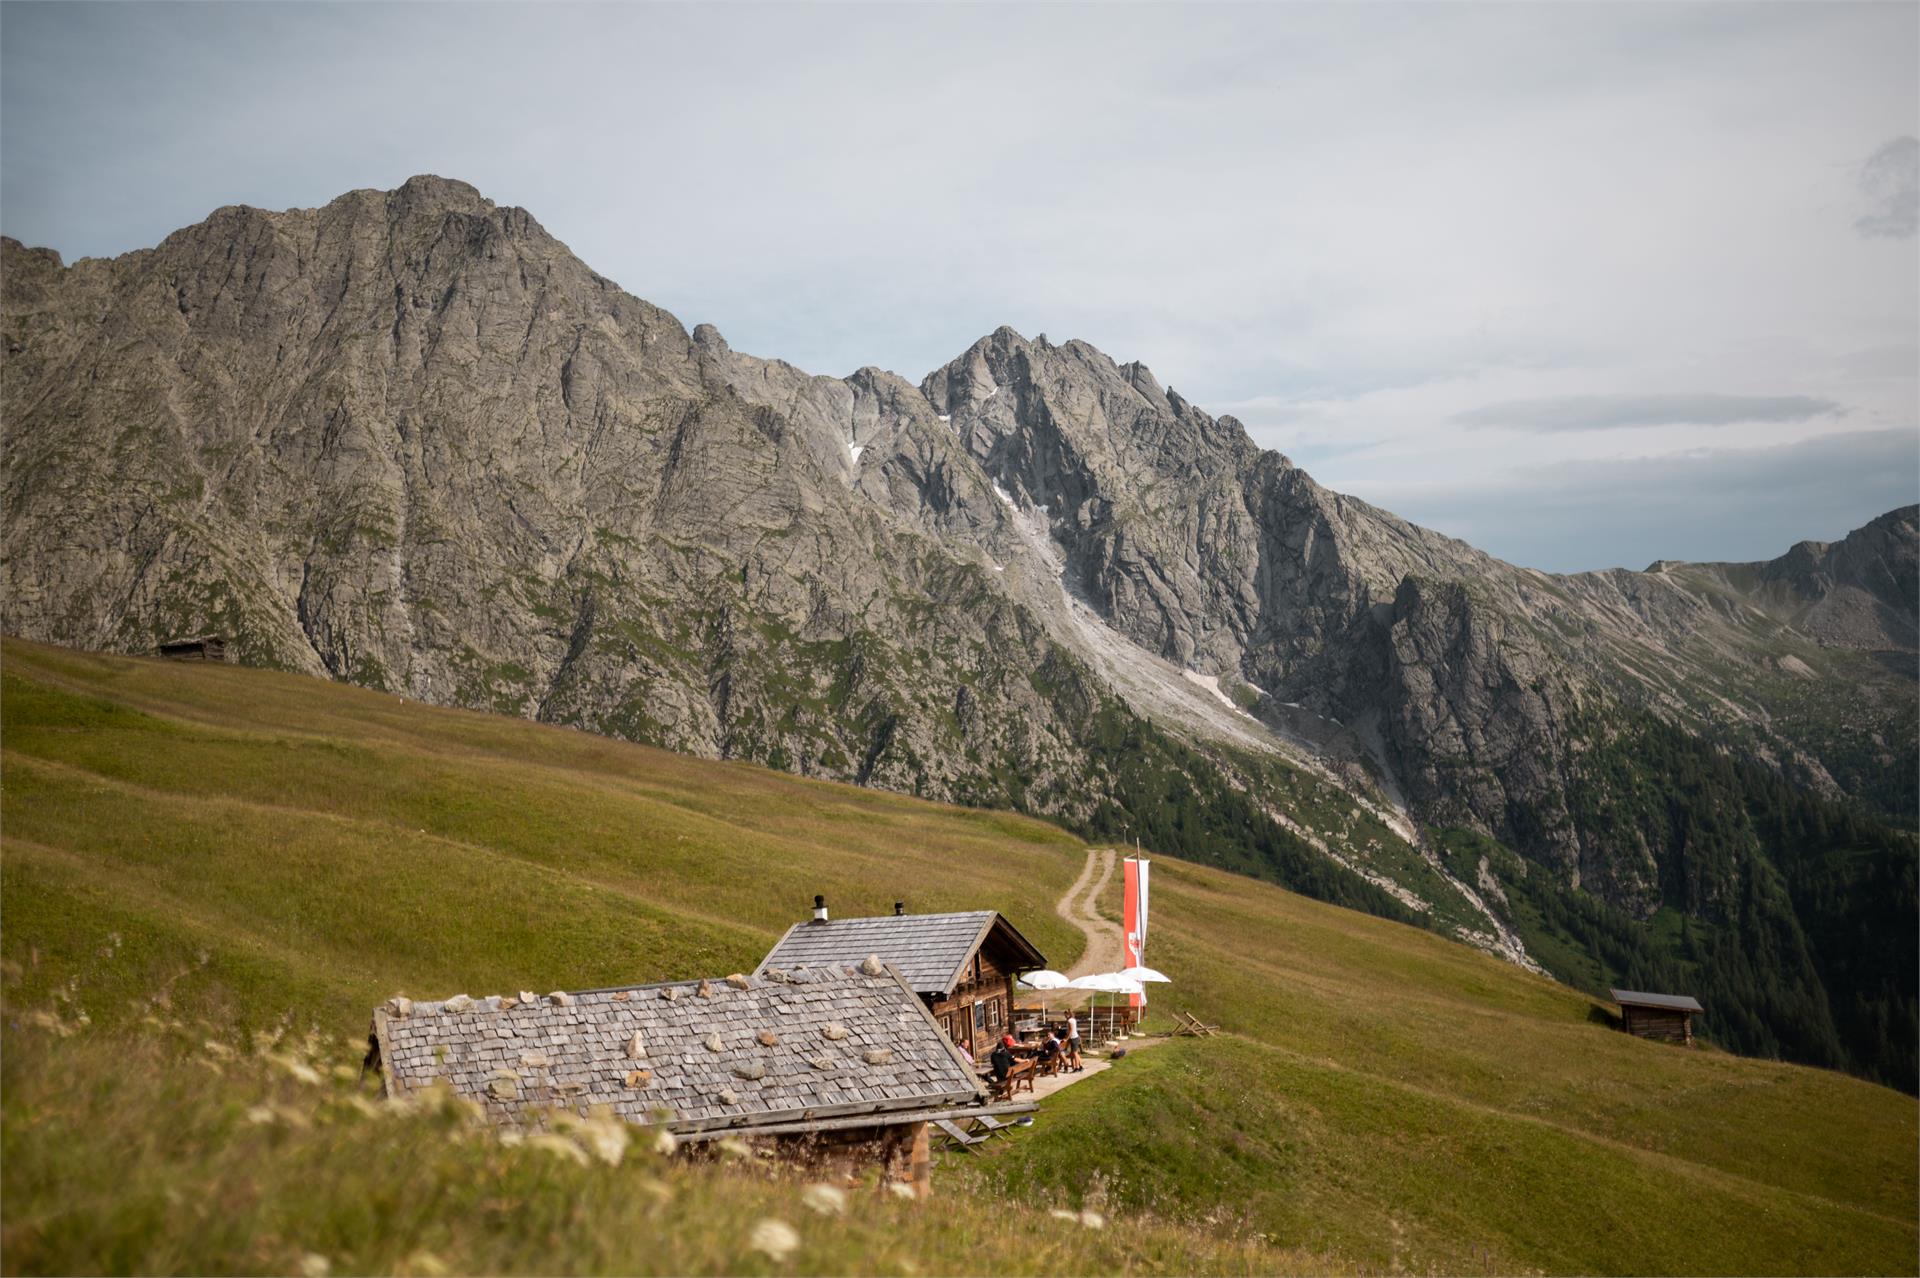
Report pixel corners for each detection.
[1667,507,1919,652]
[3,175,1913,944]
[915,323,1915,901]
[0,179,1117,818]
[920,326,1499,687]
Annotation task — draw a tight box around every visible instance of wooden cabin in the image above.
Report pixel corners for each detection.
[1610,988,1703,1045]
[157,634,227,662]
[366,964,1029,1196]
[757,899,1046,1060]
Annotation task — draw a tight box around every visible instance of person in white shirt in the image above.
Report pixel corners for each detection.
[1066,1011,1083,1071]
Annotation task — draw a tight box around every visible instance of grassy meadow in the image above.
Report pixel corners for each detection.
[2,1014,1324,1276]
[2,638,1914,1275]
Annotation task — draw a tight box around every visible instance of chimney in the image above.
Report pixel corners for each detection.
[811,894,829,924]
[894,901,906,916]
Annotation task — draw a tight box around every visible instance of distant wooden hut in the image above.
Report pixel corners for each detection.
[1610,988,1703,1045]
[757,898,1046,1060]
[156,634,227,662]
[366,964,1028,1196]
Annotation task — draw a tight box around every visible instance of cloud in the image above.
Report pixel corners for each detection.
[1363,429,1919,573]
[1838,344,1920,381]
[1451,393,1842,432]
[1855,136,1919,239]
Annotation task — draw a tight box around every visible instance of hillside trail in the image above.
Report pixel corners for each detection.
[1058,846,1125,977]
[1013,846,1168,1104]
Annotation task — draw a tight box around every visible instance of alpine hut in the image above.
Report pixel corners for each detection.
[756,898,1046,1059]
[1610,988,1704,1045]
[156,634,227,662]
[365,963,1029,1195]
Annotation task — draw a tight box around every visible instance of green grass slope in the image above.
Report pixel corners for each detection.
[2,1021,1324,1277]
[0,641,1086,1031]
[3,639,1914,1276]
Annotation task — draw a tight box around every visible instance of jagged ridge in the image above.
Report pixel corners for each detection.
[2,177,1914,1083]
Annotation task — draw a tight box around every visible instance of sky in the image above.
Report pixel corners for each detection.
[2,2,1915,573]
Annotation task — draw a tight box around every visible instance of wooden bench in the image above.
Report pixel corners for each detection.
[1010,1059,1036,1094]
[986,1059,1038,1101]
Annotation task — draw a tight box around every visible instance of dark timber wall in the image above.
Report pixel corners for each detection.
[1622,1005,1694,1045]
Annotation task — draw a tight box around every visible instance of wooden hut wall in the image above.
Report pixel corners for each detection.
[1623,1006,1694,1044]
[767,1121,929,1196]
[929,947,1017,1058]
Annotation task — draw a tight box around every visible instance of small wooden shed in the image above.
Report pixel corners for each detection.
[366,964,1029,1196]
[1610,988,1703,1045]
[156,634,227,662]
[757,900,1046,1060]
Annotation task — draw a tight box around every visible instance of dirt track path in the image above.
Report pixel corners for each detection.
[1057,846,1124,977]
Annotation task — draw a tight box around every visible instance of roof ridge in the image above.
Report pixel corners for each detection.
[403,963,883,1011]
[754,908,1043,997]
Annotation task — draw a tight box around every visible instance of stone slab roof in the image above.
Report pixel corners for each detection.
[756,911,1045,997]
[371,964,984,1134]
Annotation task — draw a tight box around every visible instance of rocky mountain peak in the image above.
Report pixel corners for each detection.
[387,173,494,212]
[2,178,1914,1081]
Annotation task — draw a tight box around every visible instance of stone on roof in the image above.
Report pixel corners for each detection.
[371,966,982,1134]
[755,911,1043,997]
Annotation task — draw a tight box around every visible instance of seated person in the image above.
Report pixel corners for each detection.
[1036,1029,1064,1066]
[989,1034,1017,1083]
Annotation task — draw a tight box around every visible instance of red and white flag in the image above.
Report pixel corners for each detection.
[1124,856,1150,1007]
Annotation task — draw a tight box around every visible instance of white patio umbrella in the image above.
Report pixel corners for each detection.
[1119,965,1171,984]
[1069,972,1145,1032]
[1018,969,1071,991]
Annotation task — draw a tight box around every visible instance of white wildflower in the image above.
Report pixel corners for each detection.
[268,1053,322,1086]
[525,1132,589,1166]
[579,1119,629,1166]
[800,1183,847,1216]
[747,1218,800,1262]
[1046,1206,1104,1229]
